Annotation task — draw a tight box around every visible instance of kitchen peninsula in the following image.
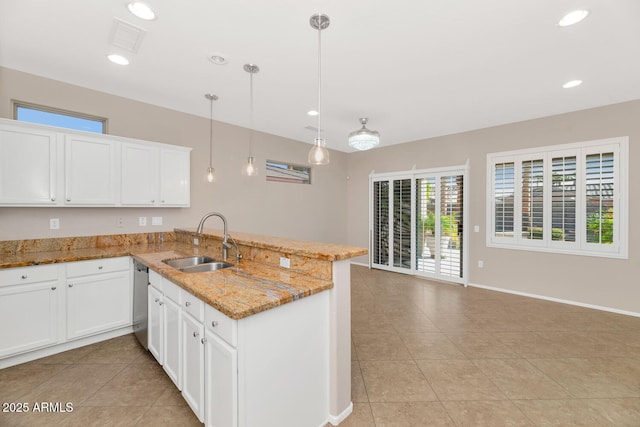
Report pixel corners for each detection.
[0,228,367,427]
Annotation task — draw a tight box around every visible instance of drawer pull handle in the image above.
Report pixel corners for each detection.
[68,284,74,288]
[211,321,219,327]
[193,331,199,338]
[21,275,28,279]
[185,301,191,307]
[51,286,57,290]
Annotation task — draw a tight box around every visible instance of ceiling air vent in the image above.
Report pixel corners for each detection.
[109,18,146,53]
[304,125,323,132]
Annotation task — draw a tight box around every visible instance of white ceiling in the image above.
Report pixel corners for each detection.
[1,1,639,153]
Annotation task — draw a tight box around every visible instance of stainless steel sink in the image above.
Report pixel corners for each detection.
[162,256,232,273]
[162,256,215,269]
[179,262,233,273]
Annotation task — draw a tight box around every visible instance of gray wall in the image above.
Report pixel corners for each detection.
[0,67,349,244]
[347,100,640,313]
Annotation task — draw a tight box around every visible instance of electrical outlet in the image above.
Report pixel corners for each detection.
[49,218,60,230]
[279,257,291,269]
[139,217,147,226]
[152,216,162,226]
[474,225,480,233]
[117,217,124,228]
[478,260,484,268]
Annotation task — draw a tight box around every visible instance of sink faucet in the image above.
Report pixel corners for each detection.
[196,212,232,261]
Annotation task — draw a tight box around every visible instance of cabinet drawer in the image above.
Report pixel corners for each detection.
[180,288,204,322]
[0,264,59,286]
[66,257,129,278]
[163,279,181,304]
[205,304,237,347]
[149,269,162,292]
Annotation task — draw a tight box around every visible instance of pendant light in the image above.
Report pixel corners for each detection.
[348,118,380,150]
[307,13,330,165]
[204,93,218,183]
[243,63,259,176]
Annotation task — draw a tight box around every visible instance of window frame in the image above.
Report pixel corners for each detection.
[12,100,107,134]
[486,137,628,259]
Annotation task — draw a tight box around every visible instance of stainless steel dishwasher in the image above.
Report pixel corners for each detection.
[133,260,149,349]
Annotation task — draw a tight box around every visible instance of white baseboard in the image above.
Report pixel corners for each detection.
[0,325,134,369]
[468,282,640,318]
[349,261,369,268]
[326,402,353,426]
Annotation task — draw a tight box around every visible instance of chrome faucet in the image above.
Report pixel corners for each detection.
[196,212,232,261]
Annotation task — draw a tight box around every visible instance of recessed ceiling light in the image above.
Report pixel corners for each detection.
[209,54,228,65]
[107,54,130,65]
[558,9,589,27]
[307,110,319,116]
[127,1,156,21]
[562,80,583,89]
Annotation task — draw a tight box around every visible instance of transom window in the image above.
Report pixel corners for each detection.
[486,137,628,259]
[13,101,106,134]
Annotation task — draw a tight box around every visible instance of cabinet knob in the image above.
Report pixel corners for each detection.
[66,198,71,202]
[98,266,103,270]
[155,298,160,303]
[193,331,199,338]
[201,338,206,344]
[51,197,56,202]
[185,301,191,307]
[211,320,219,327]
[161,200,165,203]
[151,200,155,203]
[159,301,164,306]
[21,275,27,279]
[51,286,57,291]
[68,284,74,288]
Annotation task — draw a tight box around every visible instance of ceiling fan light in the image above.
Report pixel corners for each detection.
[348,118,380,151]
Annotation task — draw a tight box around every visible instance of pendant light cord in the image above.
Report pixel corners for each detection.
[316,15,322,143]
[209,97,213,167]
[249,70,254,155]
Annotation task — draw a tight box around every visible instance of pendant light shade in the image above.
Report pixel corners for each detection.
[348,118,380,151]
[243,63,259,176]
[307,13,330,165]
[204,93,218,183]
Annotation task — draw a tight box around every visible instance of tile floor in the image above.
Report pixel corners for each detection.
[2,265,640,426]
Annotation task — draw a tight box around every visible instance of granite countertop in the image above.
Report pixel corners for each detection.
[131,245,334,320]
[0,230,367,319]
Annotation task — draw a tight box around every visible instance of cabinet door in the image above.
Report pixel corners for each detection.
[205,329,238,427]
[65,135,116,205]
[148,285,164,364]
[66,271,130,340]
[0,125,58,205]
[0,282,59,357]
[121,143,157,206]
[163,296,182,389]
[159,148,190,206]
[181,312,204,422]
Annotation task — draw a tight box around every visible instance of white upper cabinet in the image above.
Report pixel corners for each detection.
[159,148,190,206]
[0,118,191,207]
[65,134,117,205]
[121,142,157,206]
[0,122,59,205]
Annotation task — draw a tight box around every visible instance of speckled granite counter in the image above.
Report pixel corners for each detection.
[0,230,367,320]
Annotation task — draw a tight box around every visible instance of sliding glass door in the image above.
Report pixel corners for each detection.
[370,166,467,284]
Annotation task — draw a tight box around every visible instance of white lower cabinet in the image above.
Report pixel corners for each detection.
[163,295,182,389]
[66,258,131,340]
[0,264,61,358]
[181,312,205,422]
[205,328,238,427]
[148,284,164,364]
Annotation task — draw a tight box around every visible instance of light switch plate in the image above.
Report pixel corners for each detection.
[152,216,162,226]
[139,217,147,226]
[280,257,291,269]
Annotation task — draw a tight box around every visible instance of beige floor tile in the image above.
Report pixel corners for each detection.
[332,403,375,427]
[359,360,437,403]
[426,314,486,333]
[353,333,413,361]
[0,362,70,402]
[352,360,369,403]
[153,386,188,407]
[529,358,640,398]
[445,333,520,359]
[442,400,534,426]
[352,311,397,334]
[388,312,440,334]
[585,398,640,426]
[0,409,69,427]
[32,344,100,365]
[473,358,569,399]
[370,402,455,426]
[136,405,203,426]
[57,406,148,426]
[400,332,466,360]
[76,335,148,365]
[513,399,610,426]
[417,359,506,401]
